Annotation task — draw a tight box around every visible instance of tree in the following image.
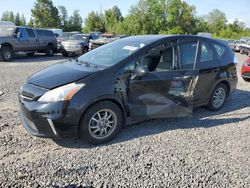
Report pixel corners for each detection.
[84,11,105,33]
[14,13,22,26]
[67,10,83,31]
[1,11,15,22]
[207,9,227,35]
[27,18,34,27]
[31,0,60,28]
[105,6,123,33]
[58,6,68,30]
[20,15,27,26]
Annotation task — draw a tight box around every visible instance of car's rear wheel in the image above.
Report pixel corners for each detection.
[0,47,13,62]
[45,45,54,56]
[207,83,228,111]
[79,101,123,144]
[62,51,68,57]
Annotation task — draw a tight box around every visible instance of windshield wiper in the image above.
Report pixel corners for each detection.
[79,60,98,68]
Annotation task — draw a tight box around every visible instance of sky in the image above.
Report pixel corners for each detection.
[0,0,249,27]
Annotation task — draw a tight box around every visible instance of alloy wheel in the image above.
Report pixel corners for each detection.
[88,109,117,140]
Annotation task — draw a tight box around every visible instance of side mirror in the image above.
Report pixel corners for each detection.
[135,65,149,77]
[14,32,21,38]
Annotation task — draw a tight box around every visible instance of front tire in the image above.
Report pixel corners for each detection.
[0,47,13,62]
[79,101,123,144]
[207,83,228,111]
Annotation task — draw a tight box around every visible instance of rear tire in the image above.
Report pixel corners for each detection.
[45,46,54,56]
[62,51,68,57]
[0,47,13,62]
[207,83,228,111]
[79,101,123,144]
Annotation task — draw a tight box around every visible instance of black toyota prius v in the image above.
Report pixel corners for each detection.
[19,35,238,144]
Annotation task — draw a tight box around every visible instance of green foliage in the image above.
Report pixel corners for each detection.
[207,9,227,35]
[67,10,83,32]
[31,0,60,28]
[105,6,123,33]
[83,11,105,33]
[1,11,26,26]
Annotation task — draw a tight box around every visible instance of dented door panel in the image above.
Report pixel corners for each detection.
[127,70,198,121]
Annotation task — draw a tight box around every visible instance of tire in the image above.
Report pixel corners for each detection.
[207,83,228,111]
[243,77,250,82]
[0,47,13,62]
[62,51,68,57]
[45,46,54,56]
[27,52,35,56]
[81,47,88,54]
[79,101,123,144]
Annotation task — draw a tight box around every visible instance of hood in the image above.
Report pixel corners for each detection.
[92,38,115,44]
[28,60,99,89]
[0,36,10,42]
[61,40,83,45]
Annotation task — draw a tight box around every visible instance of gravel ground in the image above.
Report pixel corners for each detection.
[0,53,249,187]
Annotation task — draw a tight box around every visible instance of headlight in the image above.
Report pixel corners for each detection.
[38,83,85,102]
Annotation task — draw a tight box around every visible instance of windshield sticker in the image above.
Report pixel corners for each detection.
[123,46,139,51]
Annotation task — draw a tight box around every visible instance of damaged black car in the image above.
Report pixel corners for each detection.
[19,35,238,144]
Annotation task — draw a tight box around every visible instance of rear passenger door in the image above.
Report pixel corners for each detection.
[127,38,199,121]
[26,28,39,51]
[193,39,223,105]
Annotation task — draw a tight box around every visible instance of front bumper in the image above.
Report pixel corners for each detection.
[19,97,81,139]
[61,45,82,54]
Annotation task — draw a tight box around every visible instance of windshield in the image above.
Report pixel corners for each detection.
[69,34,87,41]
[78,38,146,67]
[0,26,15,36]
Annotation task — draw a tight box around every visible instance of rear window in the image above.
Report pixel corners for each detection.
[200,41,213,62]
[26,28,36,38]
[213,43,226,57]
[36,30,54,37]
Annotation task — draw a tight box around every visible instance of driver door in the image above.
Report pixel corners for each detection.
[128,39,199,121]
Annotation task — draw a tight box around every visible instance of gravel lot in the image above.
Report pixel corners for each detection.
[0,53,249,187]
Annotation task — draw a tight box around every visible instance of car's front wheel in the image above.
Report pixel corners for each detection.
[207,83,228,111]
[80,101,123,144]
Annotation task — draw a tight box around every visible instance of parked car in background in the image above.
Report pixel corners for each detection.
[61,34,90,57]
[0,21,15,26]
[48,28,63,39]
[231,40,246,52]
[19,35,238,144]
[241,57,250,81]
[0,26,57,62]
[89,33,117,50]
[239,41,250,55]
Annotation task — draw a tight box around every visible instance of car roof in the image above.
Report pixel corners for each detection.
[122,35,226,46]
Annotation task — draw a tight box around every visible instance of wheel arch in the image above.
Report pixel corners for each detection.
[1,43,14,51]
[77,97,127,136]
[209,79,231,99]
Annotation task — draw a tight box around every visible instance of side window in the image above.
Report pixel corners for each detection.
[17,28,29,40]
[26,28,36,38]
[213,43,226,58]
[139,44,177,72]
[200,41,213,62]
[179,42,198,69]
